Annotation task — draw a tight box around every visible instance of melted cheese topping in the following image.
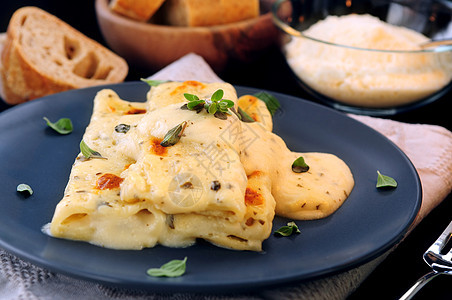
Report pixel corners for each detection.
[239,121,354,219]
[49,81,354,251]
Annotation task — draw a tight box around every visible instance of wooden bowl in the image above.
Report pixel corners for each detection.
[95,0,279,72]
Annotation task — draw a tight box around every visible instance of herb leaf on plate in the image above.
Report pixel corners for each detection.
[16,183,33,196]
[274,221,301,237]
[147,257,187,277]
[43,117,73,134]
[254,91,280,116]
[140,78,170,87]
[376,171,397,188]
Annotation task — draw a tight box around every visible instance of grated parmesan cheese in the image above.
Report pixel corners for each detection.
[285,14,452,108]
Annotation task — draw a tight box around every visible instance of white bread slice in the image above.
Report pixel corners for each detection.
[109,0,166,22]
[0,6,128,104]
[162,0,259,27]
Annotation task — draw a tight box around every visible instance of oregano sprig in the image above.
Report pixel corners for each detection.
[182,89,235,120]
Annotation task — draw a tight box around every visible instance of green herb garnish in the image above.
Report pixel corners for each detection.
[376,171,397,188]
[16,183,33,196]
[160,121,188,147]
[147,257,187,277]
[80,140,106,159]
[274,221,301,237]
[140,78,170,87]
[235,106,256,123]
[115,124,131,134]
[184,93,200,102]
[43,117,73,134]
[183,89,234,120]
[254,91,280,116]
[187,100,205,110]
[292,156,309,173]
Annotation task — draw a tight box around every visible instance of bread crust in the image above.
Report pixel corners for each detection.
[1,6,128,104]
[109,0,166,22]
[163,0,260,27]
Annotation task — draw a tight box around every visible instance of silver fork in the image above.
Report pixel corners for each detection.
[399,221,452,300]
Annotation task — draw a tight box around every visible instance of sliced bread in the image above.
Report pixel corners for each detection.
[0,6,128,104]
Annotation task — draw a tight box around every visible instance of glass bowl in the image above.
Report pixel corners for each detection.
[272,0,452,116]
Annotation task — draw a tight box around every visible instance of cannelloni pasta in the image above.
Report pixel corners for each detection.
[48,81,354,251]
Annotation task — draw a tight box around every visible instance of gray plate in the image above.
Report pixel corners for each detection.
[0,82,421,293]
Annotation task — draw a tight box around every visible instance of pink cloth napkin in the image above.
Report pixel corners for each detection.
[350,115,452,228]
[1,53,451,300]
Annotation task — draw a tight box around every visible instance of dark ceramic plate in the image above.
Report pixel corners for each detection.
[0,82,421,293]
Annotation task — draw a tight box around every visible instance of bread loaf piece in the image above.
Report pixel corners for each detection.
[109,0,166,22]
[0,6,128,104]
[163,0,259,27]
[0,33,6,53]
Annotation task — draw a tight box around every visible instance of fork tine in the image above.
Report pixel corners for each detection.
[427,221,452,254]
[400,221,452,300]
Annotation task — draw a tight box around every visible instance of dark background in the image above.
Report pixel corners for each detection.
[0,1,451,299]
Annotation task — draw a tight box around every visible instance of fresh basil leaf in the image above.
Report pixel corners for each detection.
[211,89,224,102]
[16,183,33,196]
[292,156,309,173]
[43,117,73,134]
[254,91,280,116]
[140,78,169,87]
[376,171,398,188]
[80,140,106,159]
[147,257,187,277]
[274,221,301,237]
[184,93,199,102]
